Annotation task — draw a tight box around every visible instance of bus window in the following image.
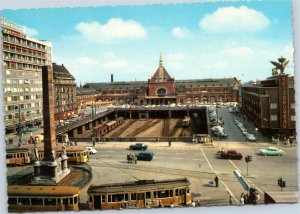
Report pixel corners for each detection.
[45,198,56,206]
[130,193,136,200]
[8,198,17,205]
[145,192,151,199]
[31,198,43,205]
[101,195,105,203]
[18,198,30,205]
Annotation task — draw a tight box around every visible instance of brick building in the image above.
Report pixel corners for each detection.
[241,74,295,137]
[53,63,77,120]
[1,18,52,133]
[83,55,239,105]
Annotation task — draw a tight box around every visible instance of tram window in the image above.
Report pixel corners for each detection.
[18,198,30,205]
[20,153,24,158]
[69,197,73,205]
[125,194,128,201]
[8,197,17,205]
[45,198,56,206]
[108,195,112,202]
[31,198,43,205]
[63,198,68,205]
[17,154,20,158]
[74,196,78,204]
[6,154,13,159]
[131,193,136,200]
[112,194,124,202]
[57,198,62,205]
[175,189,179,196]
[101,195,105,203]
[186,188,190,193]
[145,192,151,199]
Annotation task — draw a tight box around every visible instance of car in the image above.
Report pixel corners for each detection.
[135,152,154,161]
[260,147,285,156]
[213,131,229,139]
[219,150,243,160]
[246,134,256,141]
[129,143,148,150]
[86,146,97,155]
[211,126,223,131]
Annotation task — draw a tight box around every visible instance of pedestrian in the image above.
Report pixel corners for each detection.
[244,193,249,204]
[191,200,196,207]
[255,192,260,204]
[240,193,245,205]
[170,202,174,208]
[214,175,219,187]
[229,195,234,205]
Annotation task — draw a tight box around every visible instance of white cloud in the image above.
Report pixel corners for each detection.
[75,18,146,43]
[171,27,191,39]
[23,26,38,36]
[77,56,98,65]
[199,6,270,33]
[222,46,253,57]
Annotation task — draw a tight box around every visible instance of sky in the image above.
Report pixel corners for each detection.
[1,0,294,84]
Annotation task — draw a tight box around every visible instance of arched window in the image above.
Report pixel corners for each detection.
[157,88,166,95]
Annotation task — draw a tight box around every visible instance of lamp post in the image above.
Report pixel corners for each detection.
[255,128,258,140]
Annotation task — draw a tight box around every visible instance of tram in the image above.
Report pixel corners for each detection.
[7,185,80,212]
[6,148,32,166]
[37,146,89,164]
[86,177,192,210]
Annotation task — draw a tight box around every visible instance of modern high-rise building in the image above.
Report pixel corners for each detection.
[1,17,52,134]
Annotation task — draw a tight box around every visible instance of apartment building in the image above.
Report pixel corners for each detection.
[1,18,52,134]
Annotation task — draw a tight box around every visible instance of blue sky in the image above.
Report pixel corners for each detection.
[1,0,294,84]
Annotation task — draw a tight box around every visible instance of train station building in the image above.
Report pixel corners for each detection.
[81,54,240,106]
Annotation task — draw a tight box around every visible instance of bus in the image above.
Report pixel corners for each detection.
[6,148,32,166]
[7,185,80,212]
[36,146,89,164]
[87,177,192,210]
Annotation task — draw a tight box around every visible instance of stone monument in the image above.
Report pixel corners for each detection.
[31,65,70,185]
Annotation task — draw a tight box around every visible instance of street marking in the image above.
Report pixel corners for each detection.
[229,160,239,171]
[201,148,238,203]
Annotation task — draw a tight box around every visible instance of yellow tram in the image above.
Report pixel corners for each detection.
[87,177,192,210]
[7,185,80,212]
[37,146,89,164]
[6,148,32,166]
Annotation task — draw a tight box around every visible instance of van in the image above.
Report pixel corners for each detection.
[86,147,97,155]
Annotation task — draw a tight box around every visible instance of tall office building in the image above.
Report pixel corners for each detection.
[1,18,52,134]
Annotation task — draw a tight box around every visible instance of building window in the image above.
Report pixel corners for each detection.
[291,103,295,109]
[270,103,278,109]
[291,115,296,121]
[271,115,278,121]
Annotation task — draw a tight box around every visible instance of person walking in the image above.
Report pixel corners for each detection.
[255,192,260,204]
[240,193,245,205]
[214,176,219,187]
[229,195,234,205]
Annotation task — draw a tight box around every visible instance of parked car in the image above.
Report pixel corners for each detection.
[211,126,224,132]
[86,146,97,155]
[135,152,154,161]
[246,134,256,141]
[260,147,285,156]
[129,143,148,150]
[219,150,243,160]
[213,131,229,139]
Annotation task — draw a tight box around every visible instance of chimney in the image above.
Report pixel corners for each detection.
[111,74,114,83]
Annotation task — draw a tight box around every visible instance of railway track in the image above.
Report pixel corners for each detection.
[57,169,81,186]
[125,119,160,137]
[110,120,136,137]
[169,119,181,136]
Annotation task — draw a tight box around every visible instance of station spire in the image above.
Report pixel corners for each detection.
[159,52,163,67]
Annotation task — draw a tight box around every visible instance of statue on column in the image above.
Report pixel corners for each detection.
[62,145,67,157]
[34,147,39,162]
[270,56,289,75]
[51,148,56,162]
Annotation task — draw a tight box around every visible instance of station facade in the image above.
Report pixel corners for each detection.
[83,55,240,105]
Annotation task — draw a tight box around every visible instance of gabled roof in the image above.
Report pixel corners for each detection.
[150,54,173,82]
[52,63,75,80]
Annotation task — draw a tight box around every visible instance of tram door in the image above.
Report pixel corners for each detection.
[94,195,101,209]
[136,193,145,208]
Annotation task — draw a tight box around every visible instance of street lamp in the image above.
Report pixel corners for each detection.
[255,128,258,140]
